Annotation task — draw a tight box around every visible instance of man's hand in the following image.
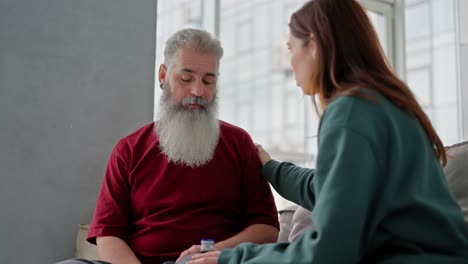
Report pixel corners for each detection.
[187,250,221,264]
[176,245,202,263]
[255,144,272,166]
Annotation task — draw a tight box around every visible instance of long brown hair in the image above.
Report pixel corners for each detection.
[289,0,447,166]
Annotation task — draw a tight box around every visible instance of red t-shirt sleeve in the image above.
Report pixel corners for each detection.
[87,141,132,244]
[240,135,280,229]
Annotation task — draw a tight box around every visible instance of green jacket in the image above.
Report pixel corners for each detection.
[219,92,468,263]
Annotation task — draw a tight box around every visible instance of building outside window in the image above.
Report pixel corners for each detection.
[405,0,460,145]
[154,0,463,209]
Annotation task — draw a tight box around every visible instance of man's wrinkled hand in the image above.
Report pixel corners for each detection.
[187,250,221,264]
[176,245,201,263]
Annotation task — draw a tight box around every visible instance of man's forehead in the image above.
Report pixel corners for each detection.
[175,48,218,66]
[170,54,218,76]
[179,67,218,77]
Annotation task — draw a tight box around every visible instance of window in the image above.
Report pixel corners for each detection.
[154,0,463,209]
[154,0,395,209]
[404,0,460,145]
[218,0,394,172]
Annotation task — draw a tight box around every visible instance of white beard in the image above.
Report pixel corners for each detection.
[155,90,220,168]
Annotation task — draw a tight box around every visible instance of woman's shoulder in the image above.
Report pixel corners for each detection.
[321,91,388,131]
[327,88,386,113]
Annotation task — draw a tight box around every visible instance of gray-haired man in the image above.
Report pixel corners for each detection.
[59,28,279,264]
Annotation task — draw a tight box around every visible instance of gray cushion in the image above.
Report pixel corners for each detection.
[288,206,315,242]
[277,204,315,242]
[444,141,468,223]
[278,204,297,242]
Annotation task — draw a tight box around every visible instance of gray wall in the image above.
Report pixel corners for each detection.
[0,0,156,263]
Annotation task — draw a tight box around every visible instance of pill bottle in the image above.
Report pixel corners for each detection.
[200,238,215,253]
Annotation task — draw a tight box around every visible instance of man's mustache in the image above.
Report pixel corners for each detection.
[181,96,208,108]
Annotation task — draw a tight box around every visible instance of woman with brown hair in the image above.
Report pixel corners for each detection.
[188,0,468,263]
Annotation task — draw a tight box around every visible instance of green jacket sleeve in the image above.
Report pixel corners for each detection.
[262,160,315,210]
[219,126,381,264]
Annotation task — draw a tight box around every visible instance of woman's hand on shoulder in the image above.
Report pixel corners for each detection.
[255,144,272,166]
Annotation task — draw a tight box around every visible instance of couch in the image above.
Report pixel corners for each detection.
[75,141,468,257]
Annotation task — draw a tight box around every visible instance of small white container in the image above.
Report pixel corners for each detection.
[200,238,215,253]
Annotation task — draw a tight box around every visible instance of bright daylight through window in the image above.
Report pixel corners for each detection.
[154,0,463,209]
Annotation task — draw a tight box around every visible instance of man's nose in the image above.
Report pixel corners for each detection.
[190,81,204,96]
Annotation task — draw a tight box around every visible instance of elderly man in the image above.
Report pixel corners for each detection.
[79,28,278,264]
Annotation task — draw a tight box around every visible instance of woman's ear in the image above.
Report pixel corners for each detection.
[307,34,317,59]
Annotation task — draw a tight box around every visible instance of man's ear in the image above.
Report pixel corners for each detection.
[158,64,167,86]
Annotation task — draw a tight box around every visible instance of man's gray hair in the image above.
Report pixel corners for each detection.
[164,28,223,66]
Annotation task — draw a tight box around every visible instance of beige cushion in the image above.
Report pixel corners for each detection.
[75,224,99,259]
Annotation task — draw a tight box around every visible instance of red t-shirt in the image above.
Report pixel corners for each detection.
[87,121,279,263]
